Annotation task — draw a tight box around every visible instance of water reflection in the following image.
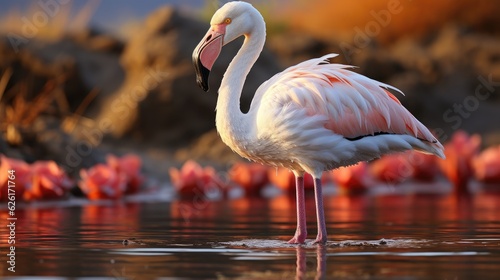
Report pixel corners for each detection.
[294,245,326,280]
[0,192,499,278]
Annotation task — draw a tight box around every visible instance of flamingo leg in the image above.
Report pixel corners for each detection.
[288,175,307,244]
[313,178,327,244]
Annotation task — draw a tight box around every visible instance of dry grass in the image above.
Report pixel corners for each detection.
[1,64,106,147]
[0,72,100,146]
[0,75,59,145]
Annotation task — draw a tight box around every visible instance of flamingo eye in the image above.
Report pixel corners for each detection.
[224,18,232,24]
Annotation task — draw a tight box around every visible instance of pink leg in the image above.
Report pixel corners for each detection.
[313,178,327,244]
[288,176,307,244]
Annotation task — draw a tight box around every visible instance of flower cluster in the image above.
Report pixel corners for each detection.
[0,154,143,201]
[0,155,72,201]
[2,130,498,201]
[79,154,143,200]
[169,160,230,198]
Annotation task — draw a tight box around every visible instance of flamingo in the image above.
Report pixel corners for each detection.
[192,1,445,244]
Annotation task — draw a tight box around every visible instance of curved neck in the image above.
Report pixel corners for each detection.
[215,16,266,142]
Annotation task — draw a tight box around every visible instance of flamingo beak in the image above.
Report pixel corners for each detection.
[192,27,224,92]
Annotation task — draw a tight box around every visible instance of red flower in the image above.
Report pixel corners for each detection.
[106,154,143,194]
[229,162,269,196]
[438,130,481,192]
[268,167,315,194]
[472,145,500,184]
[406,151,440,182]
[331,162,373,193]
[0,155,30,201]
[26,161,73,200]
[79,164,127,200]
[370,153,412,185]
[169,160,229,198]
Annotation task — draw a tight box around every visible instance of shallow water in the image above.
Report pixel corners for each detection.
[1,190,500,279]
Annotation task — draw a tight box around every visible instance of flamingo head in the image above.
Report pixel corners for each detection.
[192,1,261,92]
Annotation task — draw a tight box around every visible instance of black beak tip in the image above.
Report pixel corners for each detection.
[193,56,211,92]
[197,79,209,92]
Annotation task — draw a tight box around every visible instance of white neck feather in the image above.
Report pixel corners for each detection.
[215,10,266,149]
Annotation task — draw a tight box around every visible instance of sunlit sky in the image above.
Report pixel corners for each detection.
[0,0,279,35]
[0,0,206,34]
[0,0,497,43]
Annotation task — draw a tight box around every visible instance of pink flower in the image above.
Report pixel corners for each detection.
[26,161,73,200]
[438,130,481,191]
[370,153,413,185]
[0,155,31,201]
[268,167,315,194]
[229,162,269,196]
[106,154,143,194]
[406,151,440,182]
[331,162,373,193]
[79,164,127,200]
[169,160,229,198]
[472,145,500,184]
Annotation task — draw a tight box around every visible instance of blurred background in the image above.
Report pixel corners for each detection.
[0,0,499,179]
[2,3,500,277]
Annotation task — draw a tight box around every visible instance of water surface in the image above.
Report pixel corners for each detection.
[1,190,500,279]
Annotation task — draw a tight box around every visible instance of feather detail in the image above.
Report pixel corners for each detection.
[251,53,444,170]
[254,54,438,143]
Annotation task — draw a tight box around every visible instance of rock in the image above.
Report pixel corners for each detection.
[365,27,498,144]
[351,48,405,84]
[174,129,241,165]
[0,33,124,116]
[0,116,106,176]
[32,118,106,176]
[0,30,126,173]
[68,28,124,54]
[0,37,88,112]
[267,32,330,67]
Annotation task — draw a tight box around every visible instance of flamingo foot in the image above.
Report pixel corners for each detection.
[288,231,307,244]
[313,233,327,244]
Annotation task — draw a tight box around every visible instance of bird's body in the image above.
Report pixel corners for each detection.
[223,54,443,174]
[193,1,444,244]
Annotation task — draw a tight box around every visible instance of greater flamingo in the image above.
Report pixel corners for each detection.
[192,1,445,244]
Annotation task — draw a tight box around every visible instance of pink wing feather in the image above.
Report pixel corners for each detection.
[254,54,439,144]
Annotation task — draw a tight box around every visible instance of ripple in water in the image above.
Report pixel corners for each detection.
[218,238,431,249]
